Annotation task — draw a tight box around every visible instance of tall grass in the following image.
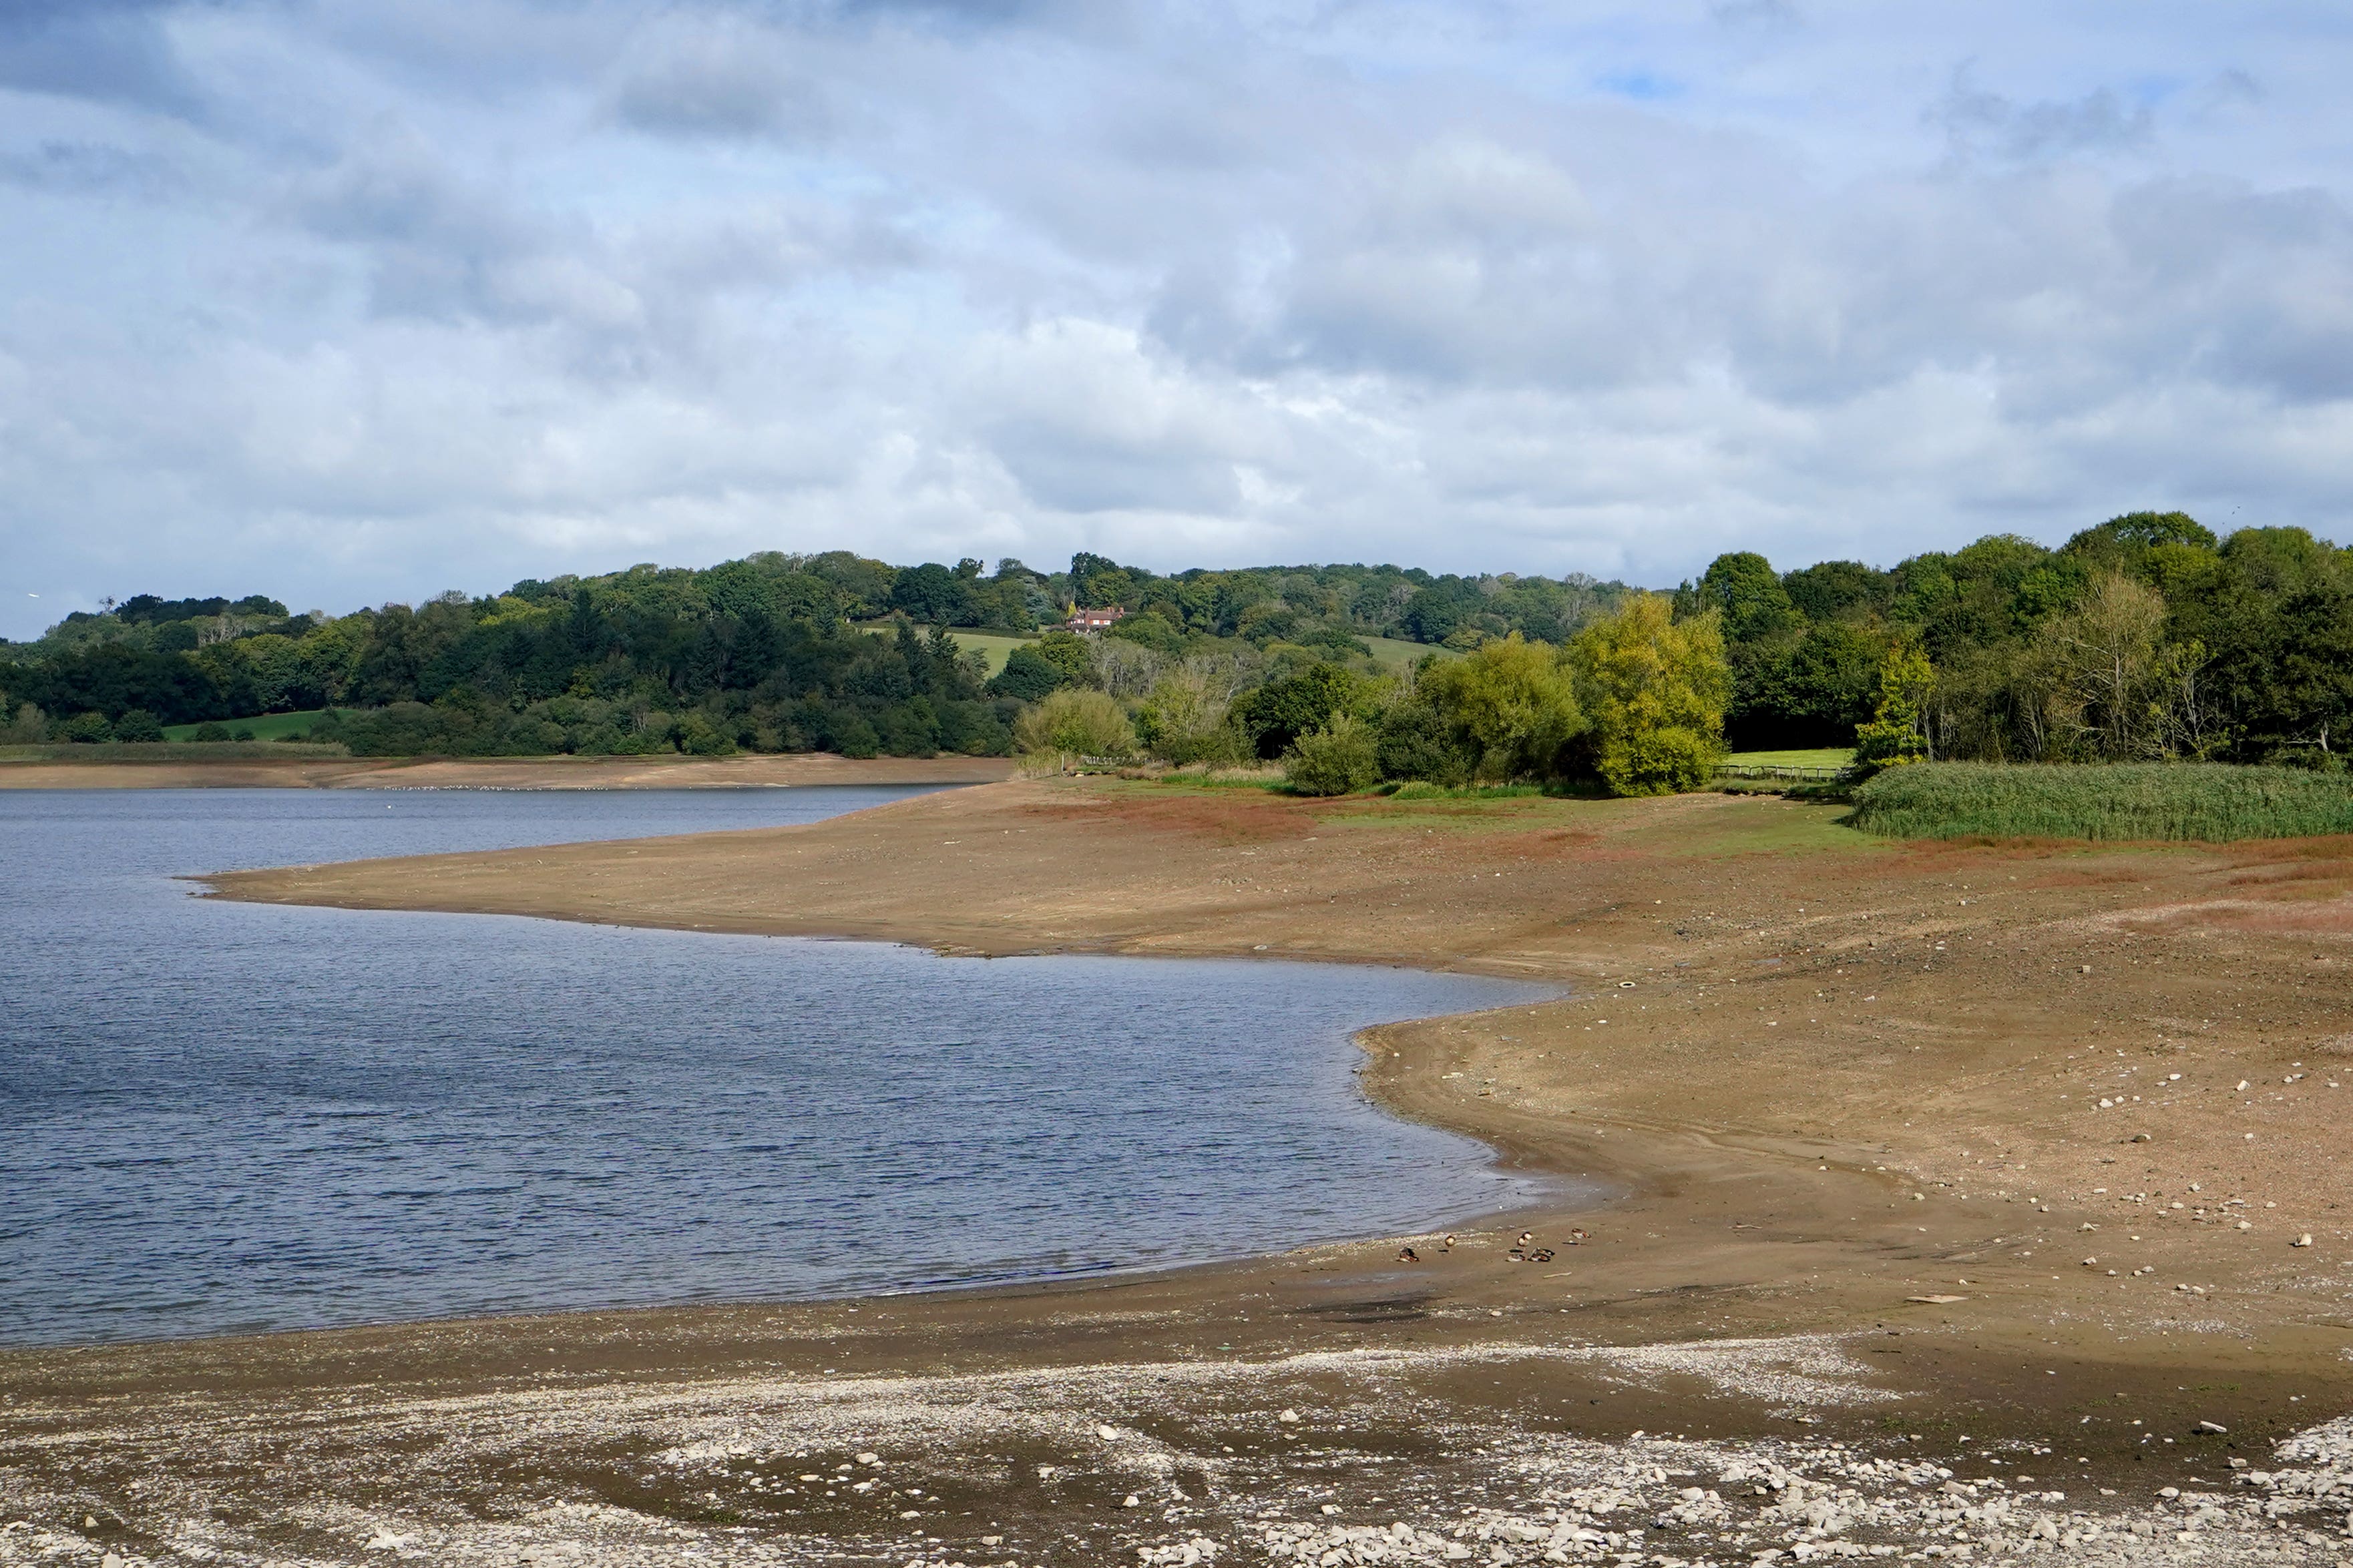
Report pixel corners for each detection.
[1848,762,2353,842]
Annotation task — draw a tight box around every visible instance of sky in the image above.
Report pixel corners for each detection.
[3,1,2352,638]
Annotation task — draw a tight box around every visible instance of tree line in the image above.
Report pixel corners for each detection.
[4,514,2350,782]
[1684,513,2353,768]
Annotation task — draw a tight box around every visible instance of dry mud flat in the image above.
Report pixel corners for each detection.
[15,779,2353,1564]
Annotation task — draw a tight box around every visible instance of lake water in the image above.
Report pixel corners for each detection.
[0,788,1552,1348]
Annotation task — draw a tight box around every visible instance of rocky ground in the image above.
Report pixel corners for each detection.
[6,1324,2352,1567]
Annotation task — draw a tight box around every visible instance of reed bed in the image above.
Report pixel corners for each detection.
[1847,761,2353,842]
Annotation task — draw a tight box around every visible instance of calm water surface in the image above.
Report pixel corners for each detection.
[0,788,1552,1348]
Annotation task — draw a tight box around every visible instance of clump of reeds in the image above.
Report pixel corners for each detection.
[1846,761,2353,842]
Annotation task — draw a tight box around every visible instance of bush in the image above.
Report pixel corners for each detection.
[111,709,164,743]
[57,711,114,744]
[1373,698,1472,786]
[1595,723,1719,796]
[1014,688,1134,760]
[1848,762,2353,842]
[1283,714,1381,796]
[2,702,48,744]
[831,713,881,758]
[675,713,737,757]
[1136,669,1242,766]
[191,722,232,743]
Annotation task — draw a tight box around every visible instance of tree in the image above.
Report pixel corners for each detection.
[112,708,164,742]
[1695,552,1798,642]
[1032,629,1094,686]
[1283,715,1380,796]
[1414,633,1584,782]
[1854,645,1934,768]
[889,563,980,625]
[57,711,115,743]
[1231,662,1373,758]
[988,646,1064,702]
[1571,593,1729,796]
[1014,688,1134,763]
[1136,668,1241,765]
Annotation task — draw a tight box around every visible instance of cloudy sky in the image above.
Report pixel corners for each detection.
[3,1,2350,637]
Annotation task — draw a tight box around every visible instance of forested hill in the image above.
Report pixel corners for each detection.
[3,515,2351,767]
[0,555,1633,757]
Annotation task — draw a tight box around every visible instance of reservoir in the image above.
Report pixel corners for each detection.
[0,786,1552,1347]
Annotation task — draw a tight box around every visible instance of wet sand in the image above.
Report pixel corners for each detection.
[9,778,2353,1565]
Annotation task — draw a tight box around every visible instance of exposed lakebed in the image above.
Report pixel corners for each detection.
[1,786,1552,1346]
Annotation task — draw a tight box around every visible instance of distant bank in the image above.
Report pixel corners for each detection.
[0,749,1014,790]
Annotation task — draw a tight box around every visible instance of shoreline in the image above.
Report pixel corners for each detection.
[12,776,2353,1564]
[0,750,1016,790]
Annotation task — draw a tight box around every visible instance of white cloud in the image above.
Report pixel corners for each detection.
[3,0,2353,636]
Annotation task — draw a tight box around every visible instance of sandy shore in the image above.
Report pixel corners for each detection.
[0,752,1015,790]
[9,777,2353,1565]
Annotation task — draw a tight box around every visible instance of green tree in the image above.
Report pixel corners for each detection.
[1014,688,1136,762]
[1032,629,1095,686]
[1283,714,1380,796]
[1136,668,1241,765]
[989,645,1064,702]
[1571,593,1729,796]
[1414,633,1584,782]
[1231,661,1373,758]
[112,708,164,742]
[58,710,116,744]
[1855,644,1935,768]
[1695,552,1798,641]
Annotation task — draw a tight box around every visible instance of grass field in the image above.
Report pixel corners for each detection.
[853,625,1450,680]
[1720,747,1855,769]
[853,624,1034,677]
[1848,761,2353,842]
[1360,635,1455,674]
[161,709,335,742]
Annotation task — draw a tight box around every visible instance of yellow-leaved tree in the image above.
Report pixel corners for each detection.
[1570,593,1730,796]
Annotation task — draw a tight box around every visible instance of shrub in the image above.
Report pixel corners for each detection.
[1014,688,1134,761]
[1283,714,1381,796]
[831,713,881,759]
[2,702,48,744]
[191,721,232,742]
[1848,762,2353,842]
[111,709,165,743]
[1137,668,1242,766]
[1596,723,1719,796]
[1373,698,1473,786]
[57,711,114,744]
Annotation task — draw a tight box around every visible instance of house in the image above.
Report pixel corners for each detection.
[1064,605,1128,632]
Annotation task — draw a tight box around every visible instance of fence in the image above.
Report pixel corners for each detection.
[1713,762,1856,784]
